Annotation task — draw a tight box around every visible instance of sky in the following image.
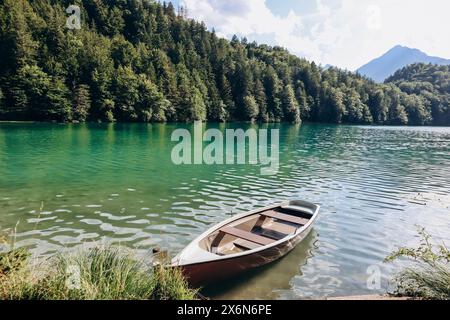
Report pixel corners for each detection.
[168,0,450,71]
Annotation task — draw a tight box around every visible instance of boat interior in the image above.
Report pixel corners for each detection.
[199,206,313,256]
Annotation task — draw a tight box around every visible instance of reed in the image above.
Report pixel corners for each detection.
[0,244,196,300]
[385,227,450,300]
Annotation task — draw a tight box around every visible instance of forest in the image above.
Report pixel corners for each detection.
[0,0,449,125]
[386,64,450,126]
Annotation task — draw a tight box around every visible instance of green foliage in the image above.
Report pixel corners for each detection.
[0,0,38,70]
[387,63,450,125]
[264,66,282,122]
[243,95,259,121]
[0,246,197,300]
[385,227,450,300]
[295,80,310,120]
[151,264,198,300]
[137,76,170,122]
[72,84,91,122]
[0,1,448,125]
[0,248,30,279]
[12,65,71,121]
[281,84,300,123]
[0,87,4,110]
[113,65,140,121]
[189,87,207,121]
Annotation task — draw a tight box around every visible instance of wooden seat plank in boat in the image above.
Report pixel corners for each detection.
[260,210,309,226]
[233,239,261,250]
[220,226,274,246]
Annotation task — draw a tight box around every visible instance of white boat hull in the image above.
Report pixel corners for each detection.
[172,200,320,287]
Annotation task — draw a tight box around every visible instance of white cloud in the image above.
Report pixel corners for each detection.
[181,0,450,70]
[366,5,382,31]
[182,0,302,38]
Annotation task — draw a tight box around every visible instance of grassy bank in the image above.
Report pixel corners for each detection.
[0,243,196,300]
[385,227,450,300]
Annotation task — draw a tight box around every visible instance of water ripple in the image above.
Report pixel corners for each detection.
[0,123,449,299]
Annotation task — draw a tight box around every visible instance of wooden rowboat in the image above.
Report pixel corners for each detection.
[171,200,320,288]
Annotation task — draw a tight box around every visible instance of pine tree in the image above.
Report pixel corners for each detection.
[111,35,137,67]
[243,95,259,121]
[328,87,345,123]
[207,83,228,122]
[368,89,388,124]
[344,90,364,123]
[81,32,115,121]
[2,0,37,70]
[281,84,300,123]
[72,84,92,122]
[153,50,177,112]
[385,87,408,125]
[2,76,28,118]
[362,104,373,124]
[136,76,170,122]
[113,65,139,121]
[190,87,207,121]
[45,77,71,121]
[390,103,409,125]
[232,60,253,119]
[17,65,70,121]
[253,78,268,122]
[218,69,235,112]
[264,66,282,121]
[0,87,5,116]
[295,80,310,120]
[104,6,125,37]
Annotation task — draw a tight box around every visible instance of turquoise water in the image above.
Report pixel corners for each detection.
[0,122,449,299]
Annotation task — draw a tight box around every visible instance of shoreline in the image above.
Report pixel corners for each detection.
[1,120,450,128]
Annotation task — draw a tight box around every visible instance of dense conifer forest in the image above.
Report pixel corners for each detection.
[385,64,450,125]
[0,0,448,125]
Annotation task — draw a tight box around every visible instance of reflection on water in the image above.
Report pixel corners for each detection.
[0,122,449,299]
[203,230,318,300]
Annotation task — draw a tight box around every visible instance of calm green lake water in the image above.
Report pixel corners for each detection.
[1,122,449,299]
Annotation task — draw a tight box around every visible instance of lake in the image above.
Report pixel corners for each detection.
[0,122,449,299]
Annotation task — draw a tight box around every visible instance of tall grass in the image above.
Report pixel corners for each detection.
[385,227,450,300]
[0,244,197,300]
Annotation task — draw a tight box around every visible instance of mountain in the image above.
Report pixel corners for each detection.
[0,1,449,125]
[357,45,450,82]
